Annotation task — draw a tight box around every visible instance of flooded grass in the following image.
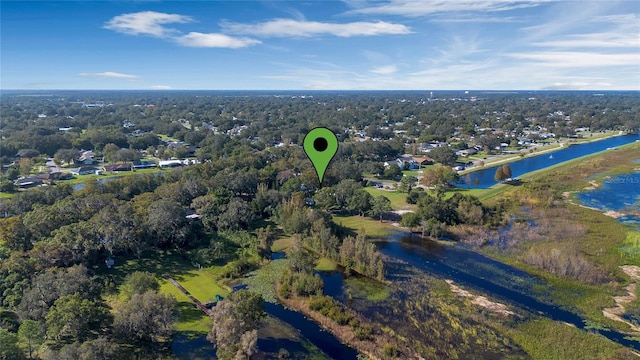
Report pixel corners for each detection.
[257,316,329,360]
[332,214,395,237]
[315,257,339,271]
[509,318,637,360]
[344,276,389,302]
[478,142,640,334]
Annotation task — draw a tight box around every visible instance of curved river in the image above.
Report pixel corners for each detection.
[458,133,640,188]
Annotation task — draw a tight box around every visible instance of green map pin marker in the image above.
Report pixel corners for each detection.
[303,127,338,187]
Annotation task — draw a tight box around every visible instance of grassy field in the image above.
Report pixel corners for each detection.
[102,251,229,334]
[508,319,635,360]
[344,276,390,301]
[332,214,396,237]
[0,192,13,199]
[363,187,415,210]
[63,166,165,185]
[315,257,339,271]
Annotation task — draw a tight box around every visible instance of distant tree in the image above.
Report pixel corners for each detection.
[420,218,442,238]
[399,175,417,193]
[217,198,255,231]
[313,187,336,210]
[382,164,402,179]
[400,212,421,232]
[114,291,176,344]
[494,166,505,182]
[494,164,512,182]
[420,164,459,189]
[121,271,159,299]
[113,148,140,163]
[17,265,99,322]
[46,293,110,344]
[477,135,500,153]
[5,166,20,181]
[77,336,122,360]
[429,146,457,166]
[0,217,32,252]
[145,199,192,249]
[333,179,361,209]
[18,319,45,359]
[407,188,426,204]
[345,189,371,216]
[208,290,265,360]
[502,164,512,179]
[0,327,22,360]
[18,158,34,177]
[369,195,391,222]
[102,143,120,163]
[17,149,40,158]
[54,149,78,166]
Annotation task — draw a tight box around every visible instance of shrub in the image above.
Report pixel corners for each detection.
[354,323,374,340]
[522,248,609,284]
[382,343,399,358]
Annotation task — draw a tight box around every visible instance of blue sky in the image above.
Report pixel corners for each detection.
[2,1,639,90]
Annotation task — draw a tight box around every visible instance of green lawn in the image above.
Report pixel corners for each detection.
[315,257,339,271]
[401,170,422,178]
[64,167,164,185]
[363,187,416,210]
[0,192,14,199]
[103,251,228,334]
[332,214,396,237]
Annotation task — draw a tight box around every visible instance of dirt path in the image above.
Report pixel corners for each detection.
[162,273,212,316]
[602,266,640,333]
[445,280,516,317]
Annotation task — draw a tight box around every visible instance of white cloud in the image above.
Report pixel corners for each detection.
[370,65,397,75]
[105,11,260,49]
[150,85,172,89]
[508,51,640,67]
[533,34,639,49]
[176,32,261,48]
[104,11,192,37]
[78,72,139,79]
[346,0,548,17]
[542,82,613,90]
[221,18,411,37]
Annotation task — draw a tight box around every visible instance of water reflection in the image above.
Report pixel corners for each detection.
[460,133,640,188]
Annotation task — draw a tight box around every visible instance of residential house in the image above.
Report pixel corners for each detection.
[14,177,43,188]
[159,160,184,169]
[132,160,157,169]
[456,148,478,157]
[74,151,98,165]
[70,166,100,175]
[34,170,69,183]
[412,156,434,167]
[103,163,131,172]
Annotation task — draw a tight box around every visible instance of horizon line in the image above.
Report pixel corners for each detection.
[2,89,639,92]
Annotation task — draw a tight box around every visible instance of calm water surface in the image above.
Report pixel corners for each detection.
[459,133,640,188]
[578,171,640,228]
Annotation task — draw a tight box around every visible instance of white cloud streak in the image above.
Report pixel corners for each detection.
[370,65,398,75]
[221,18,411,37]
[104,11,193,37]
[176,32,261,48]
[508,52,640,67]
[104,11,260,49]
[78,72,139,79]
[346,0,548,17]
